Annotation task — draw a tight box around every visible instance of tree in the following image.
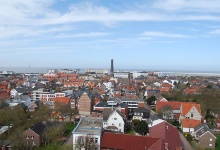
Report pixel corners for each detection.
[158,105,172,120]
[43,123,65,147]
[206,84,213,89]
[74,135,98,150]
[146,96,156,105]
[134,121,149,135]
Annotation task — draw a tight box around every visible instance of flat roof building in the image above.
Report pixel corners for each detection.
[73,117,103,150]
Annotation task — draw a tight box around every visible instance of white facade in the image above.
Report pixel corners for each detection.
[182,127,194,133]
[113,72,130,78]
[72,117,102,150]
[32,89,50,101]
[180,105,201,122]
[10,89,18,97]
[47,69,58,74]
[132,71,148,79]
[103,109,125,133]
[103,82,114,90]
[85,68,108,74]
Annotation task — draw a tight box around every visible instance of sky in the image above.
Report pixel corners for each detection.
[0,0,220,72]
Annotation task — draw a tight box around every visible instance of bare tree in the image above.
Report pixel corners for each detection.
[74,135,98,150]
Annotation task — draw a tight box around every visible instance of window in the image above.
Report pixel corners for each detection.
[114,118,117,120]
[31,136,34,139]
[210,138,213,141]
[33,142,36,145]
[191,113,193,118]
[119,123,122,126]
[95,138,98,143]
[209,144,212,147]
[26,136,29,139]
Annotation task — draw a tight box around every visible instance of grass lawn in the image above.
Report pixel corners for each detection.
[125,130,135,135]
[214,134,220,150]
[35,143,62,150]
[64,122,77,136]
[190,141,205,150]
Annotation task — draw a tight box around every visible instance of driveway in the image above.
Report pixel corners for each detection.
[179,132,194,150]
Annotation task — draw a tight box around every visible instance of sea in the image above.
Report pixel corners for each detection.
[0,67,220,77]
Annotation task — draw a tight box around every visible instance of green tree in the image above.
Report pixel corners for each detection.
[134,121,149,135]
[146,96,156,105]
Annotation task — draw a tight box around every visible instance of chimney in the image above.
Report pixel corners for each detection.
[165,143,168,149]
[118,105,121,112]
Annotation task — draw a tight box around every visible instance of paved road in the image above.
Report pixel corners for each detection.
[179,131,194,150]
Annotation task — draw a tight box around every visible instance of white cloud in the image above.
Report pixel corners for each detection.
[0,1,219,27]
[153,0,220,12]
[142,31,190,38]
[209,29,220,35]
[55,32,111,38]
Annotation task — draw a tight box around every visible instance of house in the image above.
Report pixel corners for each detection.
[103,108,125,133]
[94,102,128,117]
[22,122,46,147]
[149,121,183,150]
[107,98,145,114]
[179,103,201,122]
[132,107,150,121]
[54,97,70,108]
[26,101,39,112]
[156,101,182,120]
[194,123,216,149]
[101,132,161,150]
[181,119,201,133]
[78,92,92,116]
[72,117,102,150]
[156,101,198,120]
[7,95,32,107]
[183,87,197,95]
[0,140,11,150]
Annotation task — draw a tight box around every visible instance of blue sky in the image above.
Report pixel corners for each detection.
[0,0,220,71]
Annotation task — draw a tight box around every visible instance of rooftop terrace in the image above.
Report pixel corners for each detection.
[73,117,103,135]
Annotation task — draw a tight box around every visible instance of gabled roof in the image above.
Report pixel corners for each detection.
[195,123,216,138]
[101,132,160,150]
[156,101,181,111]
[149,121,182,150]
[181,119,200,128]
[181,103,201,115]
[29,122,46,136]
[103,108,113,121]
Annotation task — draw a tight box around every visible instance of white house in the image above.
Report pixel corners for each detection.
[10,89,18,97]
[73,117,102,150]
[179,103,202,123]
[103,108,125,133]
[181,119,200,133]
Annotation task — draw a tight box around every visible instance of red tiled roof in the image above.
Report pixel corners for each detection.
[101,132,160,150]
[181,103,201,115]
[181,119,201,128]
[162,83,172,88]
[156,101,181,111]
[156,101,196,111]
[54,97,70,104]
[149,121,182,150]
